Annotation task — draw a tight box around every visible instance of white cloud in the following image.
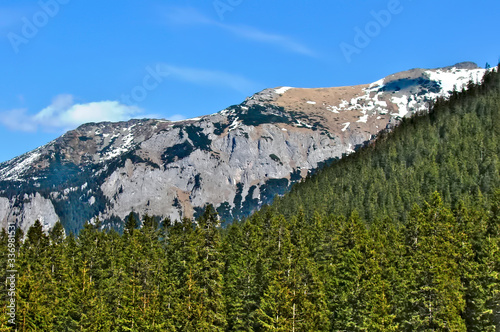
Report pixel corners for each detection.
[0,109,37,132]
[0,95,144,132]
[159,64,260,93]
[223,25,316,57]
[164,7,316,57]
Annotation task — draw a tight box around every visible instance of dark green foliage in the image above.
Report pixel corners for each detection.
[184,125,212,151]
[192,174,202,191]
[269,153,281,163]
[162,141,194,164]
[314,156,338,171]
[259,178,289,205]
[237,104,291,126]
[3,68,500,331]
[216,202,232,221]
[213,122,228,135]
[37,157,81,189]
[124,212,139,234]
[233,183,244,212]
[52,187,108,235]
[290,168,302,182]
[192,206,206,220]
[125,152,161,169]
[240,185,260,217]
[221,174,305,222]
[381,77,441,94]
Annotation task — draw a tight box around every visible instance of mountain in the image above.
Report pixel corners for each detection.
[0,62,491,233]
[7,67,499,331]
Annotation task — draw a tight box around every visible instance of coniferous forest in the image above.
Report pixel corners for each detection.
[1,67,500,331]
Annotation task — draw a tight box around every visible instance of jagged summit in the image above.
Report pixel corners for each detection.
[441,61,480,70]
[0,63,494,233]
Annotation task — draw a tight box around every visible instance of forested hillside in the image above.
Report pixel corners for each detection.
[1,67,499,331]
[265,67,500,222]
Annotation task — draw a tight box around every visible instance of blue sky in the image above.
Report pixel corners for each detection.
[0,0,499,162]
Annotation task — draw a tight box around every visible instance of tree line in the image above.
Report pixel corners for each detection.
[1,191,499,331]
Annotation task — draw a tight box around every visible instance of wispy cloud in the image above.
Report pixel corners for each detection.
[164,7,213,26]
[164,7,316,57]
[0,95,144,133]
[166,114,187,122]
[159,64,260,93]
[1,109,37,132]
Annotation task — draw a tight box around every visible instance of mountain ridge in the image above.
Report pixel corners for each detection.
[0,62,493,233]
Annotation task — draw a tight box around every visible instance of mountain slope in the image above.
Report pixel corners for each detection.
[0,62,492,233]
[264,65,500,221]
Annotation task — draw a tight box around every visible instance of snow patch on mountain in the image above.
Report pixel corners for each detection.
[391,95,409,117]
[0,148,43,182]
[275,86,293,94]
[369,78,385,89]
[357,111,369,123]
[425,67,486,93]
[103,131,135,160]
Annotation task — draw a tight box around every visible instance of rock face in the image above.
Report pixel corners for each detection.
[0,62,492,233]
[0,194,58,234]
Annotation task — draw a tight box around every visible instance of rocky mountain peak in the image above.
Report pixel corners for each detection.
[442,61,480,70]
[243,88,280,107]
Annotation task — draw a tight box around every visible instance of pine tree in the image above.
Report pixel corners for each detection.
[170,206,226,331]
[166,217,198,330]
[402,193,467,331]
[193,205,226,330]
[484,190,500,329]
[17,220,55,331]
[256,271,294,331]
